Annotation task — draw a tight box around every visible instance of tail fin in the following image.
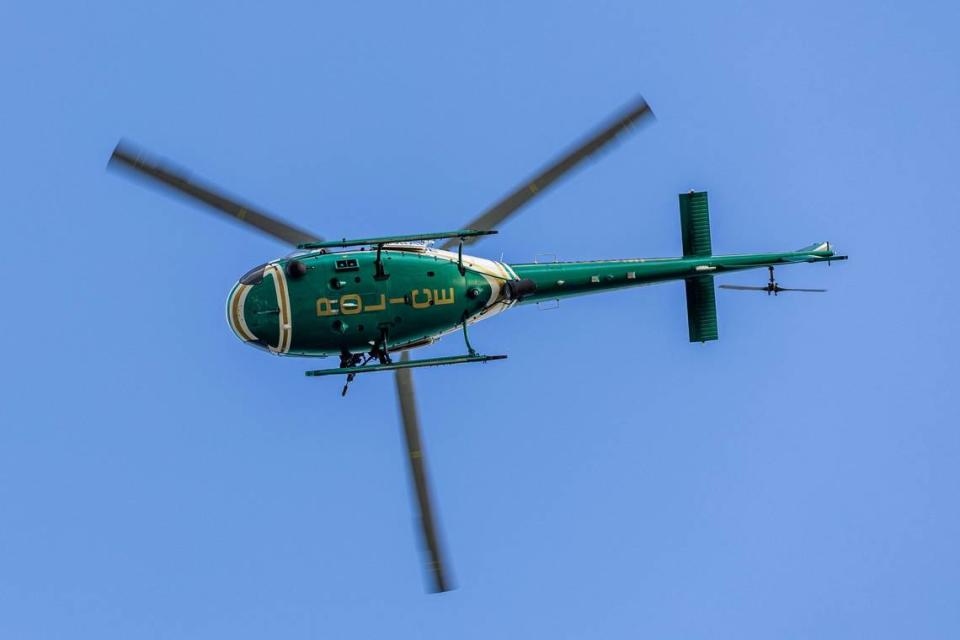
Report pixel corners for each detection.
[685,275,719,342]
[679,191,712,257]
[795,241,832,254]
[679,191,718,342]
[785,241,846,264]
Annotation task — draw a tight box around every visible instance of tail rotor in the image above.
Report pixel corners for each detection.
[719,266,827,296]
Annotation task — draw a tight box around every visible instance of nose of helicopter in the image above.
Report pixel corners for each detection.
[225,263,282,350]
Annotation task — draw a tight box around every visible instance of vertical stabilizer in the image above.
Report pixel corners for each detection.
[679,190,712,257]
[679,191,718,342]
[685,276,719,342]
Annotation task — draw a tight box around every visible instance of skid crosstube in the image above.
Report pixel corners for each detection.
[305,354,507,377]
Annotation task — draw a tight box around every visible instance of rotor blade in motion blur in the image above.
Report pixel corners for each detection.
[718,285,770,291]
[109,142,321,246]
[394,352,452,593]
[440,96,654,250]
[719,285,828,293]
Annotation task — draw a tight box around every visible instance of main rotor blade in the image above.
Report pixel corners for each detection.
[719,285,769,291]
[394,353,452,593]
[439,96,654,250]
[109,142,321,246]
[777,287,827,293]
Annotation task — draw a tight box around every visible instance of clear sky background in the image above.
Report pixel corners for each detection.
[2,1,958,638]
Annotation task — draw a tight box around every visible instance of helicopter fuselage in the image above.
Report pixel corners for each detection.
[227,245,513,356]
[226,243,841,357]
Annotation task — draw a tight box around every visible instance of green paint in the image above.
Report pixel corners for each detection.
[679,191,713,258]
[230,242,843,357]
[684,275,719,343]
[227,191,845,361]
[508,246,840,305]
[234,248,494,356]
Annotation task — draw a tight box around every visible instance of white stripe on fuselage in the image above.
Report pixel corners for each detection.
[421,248,518,326]
[265,263,293,354]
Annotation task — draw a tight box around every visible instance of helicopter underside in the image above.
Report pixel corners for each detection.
[226,247,520,357]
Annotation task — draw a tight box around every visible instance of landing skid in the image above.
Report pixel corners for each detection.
[307,318,505,395]
[305,353,507,378]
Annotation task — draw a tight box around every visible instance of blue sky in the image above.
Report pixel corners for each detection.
[2,1,958,637]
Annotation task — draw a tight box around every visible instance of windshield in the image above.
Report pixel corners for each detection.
[239,263,267,285]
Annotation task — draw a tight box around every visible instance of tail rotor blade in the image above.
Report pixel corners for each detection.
[719,284,827,293]
[394,353,452,593]
[719,285,769,291]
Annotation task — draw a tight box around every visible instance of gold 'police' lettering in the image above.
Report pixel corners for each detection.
[316,288,456,316]
[340,293,362,315]
[317,297,336,317]
[434,288,455,305]
[366,294,386,312]
[411,288,433,309]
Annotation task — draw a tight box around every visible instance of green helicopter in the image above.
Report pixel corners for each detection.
[109,96,846,594]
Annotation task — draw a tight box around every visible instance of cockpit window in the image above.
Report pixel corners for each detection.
[285,248,319,258]
[239,263,267,285]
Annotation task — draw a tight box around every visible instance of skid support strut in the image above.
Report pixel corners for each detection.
[461,314,477,356]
